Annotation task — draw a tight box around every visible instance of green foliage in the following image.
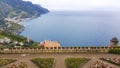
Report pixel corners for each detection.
[0,59,16,67]
[109,48,120,54]
[31,58,55,68]
[65,58,89,68]
[25,42,39,48]
[0,30,27,42]
[5,21,24,32]
[0,30,38,48]
[0,46,7,48]
[0,35,5,38]
[0,20,24,34]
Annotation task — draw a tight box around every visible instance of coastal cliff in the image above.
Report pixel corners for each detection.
[0,0,49,34]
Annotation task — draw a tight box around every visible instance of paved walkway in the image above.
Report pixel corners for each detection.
[0,54,120,68]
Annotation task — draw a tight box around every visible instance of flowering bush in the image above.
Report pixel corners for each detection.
[7,62,28,68]
[89,61,113,68]
[101,58,120,66]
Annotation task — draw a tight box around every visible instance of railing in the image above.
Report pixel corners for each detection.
[0,47,120,54]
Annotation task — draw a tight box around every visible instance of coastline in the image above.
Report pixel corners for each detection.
[17,12,49,34]
[7,16,40,34]
[2,11,49,35]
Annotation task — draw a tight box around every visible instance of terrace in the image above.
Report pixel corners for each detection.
[0,54,120,68]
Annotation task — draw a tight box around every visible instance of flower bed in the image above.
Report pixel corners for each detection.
[101,58,120,66]
[31,58,55,68]
[0,59,16,67]
[89,61,113,68]
[65,58,90,68]
[7,62,28,68]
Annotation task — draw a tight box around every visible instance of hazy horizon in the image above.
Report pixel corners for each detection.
[24,0,120,11]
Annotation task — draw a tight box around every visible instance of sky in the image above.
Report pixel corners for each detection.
[24,0,120,11]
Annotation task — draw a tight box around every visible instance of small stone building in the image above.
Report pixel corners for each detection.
[110,37,119,47]
[38,40,60,48]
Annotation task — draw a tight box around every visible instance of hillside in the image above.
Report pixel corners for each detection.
[0,0,49,33]
[0,30,38,48]
[0,0,49,19]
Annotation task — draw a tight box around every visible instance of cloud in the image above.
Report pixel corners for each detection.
[24,0,120,11]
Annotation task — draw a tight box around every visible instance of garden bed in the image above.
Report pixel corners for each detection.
[101,58,120,66]
[65,58,90,68]
[0,59,16,67]
[7,62,28,68]
[31,58,55,68]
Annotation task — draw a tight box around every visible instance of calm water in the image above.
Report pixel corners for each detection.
[20,11,120,46]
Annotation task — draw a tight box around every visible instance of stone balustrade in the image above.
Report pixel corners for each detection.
[0,46,120,54]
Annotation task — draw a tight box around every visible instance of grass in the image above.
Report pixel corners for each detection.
[31,58,55,68]
[65,58,90,68]
[0,59,16,67]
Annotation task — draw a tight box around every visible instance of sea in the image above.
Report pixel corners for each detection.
[20,11,120,46]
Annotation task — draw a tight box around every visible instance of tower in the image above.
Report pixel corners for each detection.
[110,37,119,47]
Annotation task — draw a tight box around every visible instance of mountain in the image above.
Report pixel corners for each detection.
[0,0,49,33]
[0,0,49,19]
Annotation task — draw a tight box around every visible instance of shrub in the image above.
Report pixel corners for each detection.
[109,48,120,54]
[0,59,16,67]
